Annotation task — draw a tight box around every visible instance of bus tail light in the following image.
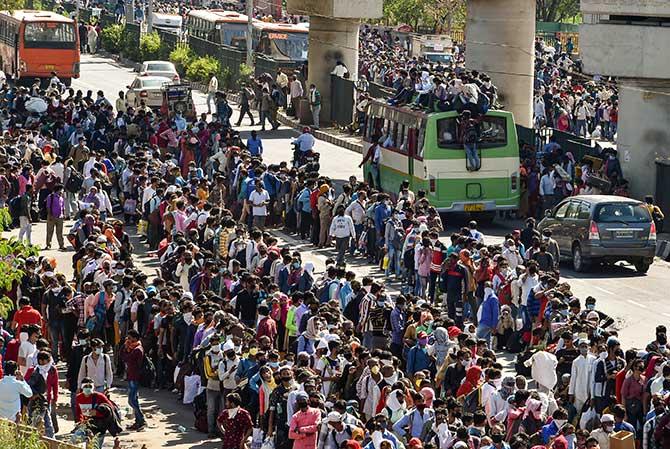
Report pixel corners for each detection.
[649,221,657,241]
[429,177,436,193]
[139,90,148,98]
[588,220,600,241]
[511,172,518,191]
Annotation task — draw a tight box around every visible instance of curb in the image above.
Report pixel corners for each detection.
[275,113,364,154]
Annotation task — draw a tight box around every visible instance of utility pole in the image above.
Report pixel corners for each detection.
[246,0,254,67]
[147,0,154,33]
[75,0,80,21]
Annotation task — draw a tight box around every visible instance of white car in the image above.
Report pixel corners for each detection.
[125,75,172,109]
[138,60,180,83]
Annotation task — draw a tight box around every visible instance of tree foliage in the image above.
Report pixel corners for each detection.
[536,0,580,23]
[383,0,466,32]
[0,0,25,10]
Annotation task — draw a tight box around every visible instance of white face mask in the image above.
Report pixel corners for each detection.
[211,344,221,353]
[599,351,608,360]
[554,419,567,428]
[19,332,28,343]
[183,312,193,325]
[492,378,502,389]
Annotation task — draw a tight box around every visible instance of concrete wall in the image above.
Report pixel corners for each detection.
[306,17,360,123]
[581,23,670,78]
[465,0,536,128]
[617,79,670,200]
[581,0,670,17]
[286,0,382,19]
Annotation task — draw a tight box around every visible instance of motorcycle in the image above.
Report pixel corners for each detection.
[292,143,320,172]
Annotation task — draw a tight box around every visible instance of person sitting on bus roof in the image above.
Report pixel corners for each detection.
[412,71,433,110]
[293,127,315,153]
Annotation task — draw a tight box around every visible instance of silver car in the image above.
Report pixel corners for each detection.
[538,195,656,273]
[125,76,172,109]
[139,60,180,83]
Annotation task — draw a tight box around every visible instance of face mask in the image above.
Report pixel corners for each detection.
[94,348,102,355]
[580,347,588,356]
[370,366,380,375]
[492,434,504,444]
[418,338,428,346]
[554,419,567,428]
[183,312,193,325]
[19,332,28,342]
[83,387,93,395]
[293,263,300,270]
[461,359,470,367]
[660,345,667,351]
[604,425,614,433]
[269,362,279,369]
[492,378,502,388]
[384,373,398,385]
[211,344,221,353]
[80,338,88,346]
[586,304,595,310]
[599,351,608,360]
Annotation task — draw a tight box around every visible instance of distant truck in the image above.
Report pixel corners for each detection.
[410,34,453,64]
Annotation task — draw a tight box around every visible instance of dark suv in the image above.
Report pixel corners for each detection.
[538,195,656,273]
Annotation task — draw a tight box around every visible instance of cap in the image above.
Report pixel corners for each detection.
[607,336,620,348]
[103,279,117,287]
[326,411,342,423]
[295,391,309,401]
[222,340,235,352]
[601,414,614,423]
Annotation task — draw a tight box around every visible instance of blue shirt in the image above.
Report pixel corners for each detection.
[297,188,311,213]
[406,345,430,375]
[294,133,315,152]
[541,421,560,444]
[247,137,263,156]
[615,421,636,437]
[392,408,435,438]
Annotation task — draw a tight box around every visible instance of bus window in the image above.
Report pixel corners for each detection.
[271,32,308,60]
[24,22,75,49]
[436,115,508,149]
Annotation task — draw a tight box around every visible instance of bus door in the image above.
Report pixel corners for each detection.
[407,127,417,180]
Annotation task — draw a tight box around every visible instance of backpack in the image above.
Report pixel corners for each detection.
[8,195,21,218]
[65,169,83,193]
[139,353,156,388]
[316,279,338,303]
[368,304,391,335]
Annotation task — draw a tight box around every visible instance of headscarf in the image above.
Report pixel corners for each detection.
[345,440,363,449]
[303,262,315,276]
[420,386,435,407]
[385,389,405,412]
[459,249,472,266]
[431,327,451,367]
[456,365,482,398]
[523,398,543,420]
[304,316,320,340]
[319,184,329,196]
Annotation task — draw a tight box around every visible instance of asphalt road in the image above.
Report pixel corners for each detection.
[71,54,667,351]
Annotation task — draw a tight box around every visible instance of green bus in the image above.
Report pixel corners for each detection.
[362,100,520,215]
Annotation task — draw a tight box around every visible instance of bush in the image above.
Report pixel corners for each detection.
[169,44,194,77]
[186,56,221,83]
[101,24,124,53]
[139,32,162,61]
[219,66,233,90]
[238,62,254,85]
[121,31,141,61]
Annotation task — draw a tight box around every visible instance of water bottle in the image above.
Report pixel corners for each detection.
[177,425,187,433]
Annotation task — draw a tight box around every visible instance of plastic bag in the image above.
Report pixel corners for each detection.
[251,428,264,449]
[579,406,599,431]
[183,374,201,404]
[261,437,275,449]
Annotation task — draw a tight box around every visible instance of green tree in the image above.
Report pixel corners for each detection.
[536,0,580,22]
[0,0,26,9]
[383,0,426,30]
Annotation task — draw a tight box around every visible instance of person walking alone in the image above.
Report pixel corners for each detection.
[121,329,146,430]
[308,84,321,129]
[207,75,218,115]
[236,83,255,126]
[18,183,34,244]
[45,184,66,250]
[329,205,356,265]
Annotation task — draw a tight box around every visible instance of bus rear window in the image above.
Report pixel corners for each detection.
[436,115,507,149]
[24,22,75,49]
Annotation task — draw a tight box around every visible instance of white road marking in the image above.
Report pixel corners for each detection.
[593,286,615,295]
[663,313,670,318]
[627,299,647,308]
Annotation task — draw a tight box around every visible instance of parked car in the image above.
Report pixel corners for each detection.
[138,60,180,83]
[538,195,656,273]
[126,76,172,108]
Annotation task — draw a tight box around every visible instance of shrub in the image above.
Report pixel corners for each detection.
[101,23,124,53]
[169,44,193,77]
[186,56,221,83]
[139,32,162,61]
[121,31,141,61]
[219,66,233,90]
[238,62,254,85]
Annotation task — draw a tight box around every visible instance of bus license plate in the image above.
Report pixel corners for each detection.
[44,65,56,70]
[464,203,484,212]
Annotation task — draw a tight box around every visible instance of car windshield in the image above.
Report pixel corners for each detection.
[594,203,651,223]
[146,63,174,72]
[141,78,168,88]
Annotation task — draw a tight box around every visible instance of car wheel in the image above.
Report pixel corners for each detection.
[572,244,590,272]
[634,260,651,274]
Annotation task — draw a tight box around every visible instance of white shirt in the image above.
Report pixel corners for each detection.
[527,350,558,391]
[249,189,270,216]
[331,64,348,78]
[502,247,523,269]
[0,375,33,420]
[329,215,356,239]
[569,354,597,400]
[345,200,367,225]
[83,157,97,177]
[517,273,540,306]
[77,353,113,388]
[18,341,37,375]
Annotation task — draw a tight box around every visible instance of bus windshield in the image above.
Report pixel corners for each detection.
[436,115,508,149]
[24,22,76,49]
[222,22,247,46]
[271,32,308,60]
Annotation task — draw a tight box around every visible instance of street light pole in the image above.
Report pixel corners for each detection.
[246,0,254,67]
[147,0,154,33]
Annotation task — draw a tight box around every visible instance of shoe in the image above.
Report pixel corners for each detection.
[127,422,146,431]
[44,245,51,250]
[235,123,241,127]
[59,247,66,251]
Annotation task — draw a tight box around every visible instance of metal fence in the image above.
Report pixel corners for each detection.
[331,75,355,126]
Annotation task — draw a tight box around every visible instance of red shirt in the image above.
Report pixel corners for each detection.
[4,338,19,363]
[121,344,144,381]
[217,408,253,449]
[14,306,42,331]
[75,391,114,422]
[25,365,59,403]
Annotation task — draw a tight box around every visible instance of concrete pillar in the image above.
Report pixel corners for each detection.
[465,0,536,127]
[616,78,670,200]
[307,17,359,124]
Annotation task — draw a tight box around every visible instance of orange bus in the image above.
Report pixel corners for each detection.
[0,10,80,85]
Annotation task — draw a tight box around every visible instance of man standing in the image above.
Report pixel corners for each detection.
[217,393,253,449]
[0,361,32,421]
[207,75,218,114]
[329,205,356,265]
[18,183,33,244]
[249,180,270,231]
[260,88,279,131]
[289,391,322,449]
[308,84,321,129]
[121,329,147,431]
[289,75,303,116]
[45,184,66,250]
[246,131,263,157]
[276,70,289,108]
